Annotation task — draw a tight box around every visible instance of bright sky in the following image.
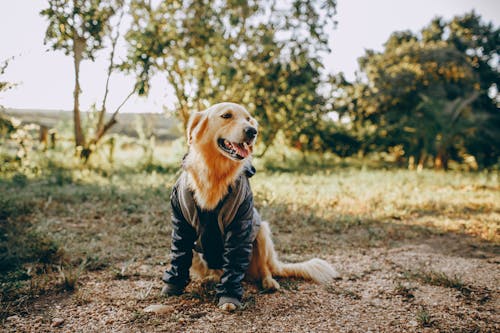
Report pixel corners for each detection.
[0,0,499,113]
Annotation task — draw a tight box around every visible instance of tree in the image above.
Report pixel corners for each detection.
[86,5,136,154]
[41,0,133,159]
[0,58,18,136]
[122,0,336,150]
[0,58,15,95]
[340,12,499,169]
[445,12,500,168]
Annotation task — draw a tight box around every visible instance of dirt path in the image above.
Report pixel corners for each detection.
[3,234,498,333]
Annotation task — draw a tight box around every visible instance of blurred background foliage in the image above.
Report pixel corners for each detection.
[0,1,499,171]
[332,12,499,170]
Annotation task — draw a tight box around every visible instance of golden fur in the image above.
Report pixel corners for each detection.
[183,103,257,210]
[184,103,338,311]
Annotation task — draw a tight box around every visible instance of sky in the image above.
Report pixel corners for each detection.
[0,0,499,114]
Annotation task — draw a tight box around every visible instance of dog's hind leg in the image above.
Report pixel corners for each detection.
[190,251,222,282]
[248,221,280,291]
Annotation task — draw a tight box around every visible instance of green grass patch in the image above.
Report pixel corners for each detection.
[416,307,435,328]
[404,270,473,296]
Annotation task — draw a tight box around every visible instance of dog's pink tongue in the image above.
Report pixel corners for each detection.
[235,143,249,158]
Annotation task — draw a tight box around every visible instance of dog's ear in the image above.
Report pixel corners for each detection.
[186,111,206,145]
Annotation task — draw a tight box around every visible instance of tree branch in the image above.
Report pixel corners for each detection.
[92,88,135,144]
[451,90,481,125]
[97,7,125,132]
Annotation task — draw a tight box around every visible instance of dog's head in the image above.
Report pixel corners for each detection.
[186,103,258,162]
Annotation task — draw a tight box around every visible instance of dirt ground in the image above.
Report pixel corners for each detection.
[3,233,498,333]
[2,170,499,332]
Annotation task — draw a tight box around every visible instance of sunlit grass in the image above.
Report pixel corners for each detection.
[251,170,499,249]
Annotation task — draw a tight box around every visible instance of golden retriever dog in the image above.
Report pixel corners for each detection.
[162,102,338,311]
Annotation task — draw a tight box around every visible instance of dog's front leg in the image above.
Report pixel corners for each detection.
[162,195,197,295]
[216,218,254,311]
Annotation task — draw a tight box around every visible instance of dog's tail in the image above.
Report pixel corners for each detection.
[274,258,339,284]
[258,222,339,284]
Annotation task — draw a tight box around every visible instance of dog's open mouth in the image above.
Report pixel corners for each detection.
[217,138,252,160]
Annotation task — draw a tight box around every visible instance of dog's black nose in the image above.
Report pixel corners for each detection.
[244,126,257,139]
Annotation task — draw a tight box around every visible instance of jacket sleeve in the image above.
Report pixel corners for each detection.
[162,185,197,288]
[216,191,254,301]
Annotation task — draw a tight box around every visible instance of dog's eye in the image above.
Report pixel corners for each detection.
[246,117,250,121]
[221,113,232,119]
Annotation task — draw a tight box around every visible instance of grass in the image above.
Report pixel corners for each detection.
[416,307,434,327]
[411,270,467,292]
[252,169,499,252]
[399,268,495,310]
[393,282,415,300]
[0,147,499,319]
[325,285,361,300]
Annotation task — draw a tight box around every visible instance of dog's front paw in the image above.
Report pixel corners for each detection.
[219,302,237,312]
[161,283,184,297]
[218,296,241,312]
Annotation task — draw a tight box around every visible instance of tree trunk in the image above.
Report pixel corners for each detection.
[73,36,85,148]
[49,130,57,149]
[417,150,427,172]
[434,148,449,171]
[39,125,49,149]
[408,156,415,170]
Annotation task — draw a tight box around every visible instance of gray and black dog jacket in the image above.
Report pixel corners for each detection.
[162,163,261,301]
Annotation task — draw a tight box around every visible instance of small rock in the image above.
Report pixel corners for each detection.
[51,318,65,327]
[143,304,174,314]
[206,314,223,322]
[138,264,151,273]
